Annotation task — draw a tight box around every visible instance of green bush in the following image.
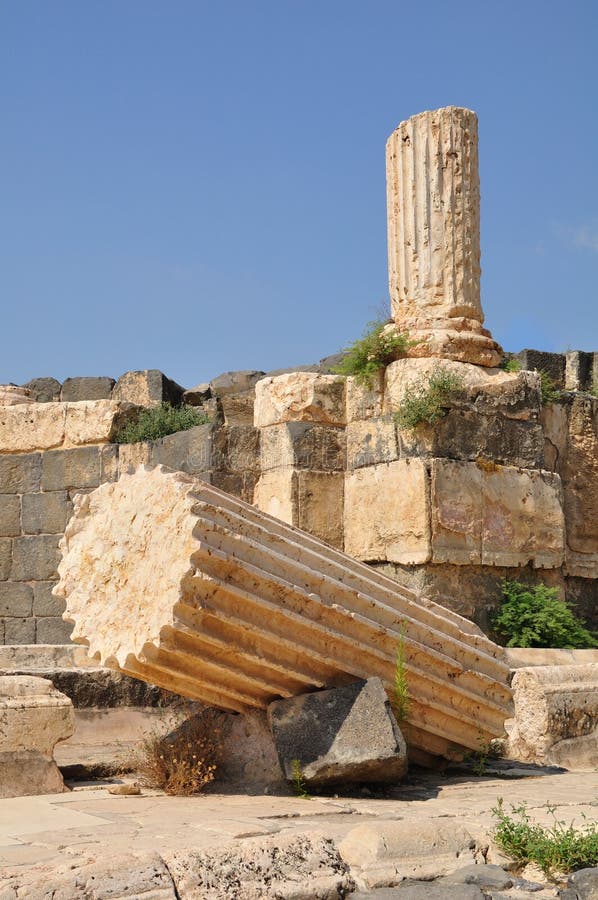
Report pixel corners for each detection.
[394,367,465,430]
[539,370,561,405]
[391,623,410,722]
[501,358,521,373]
[114,403,210,444]
[492,798,598,876]
[492,580,598,649]
[332,319,412,387]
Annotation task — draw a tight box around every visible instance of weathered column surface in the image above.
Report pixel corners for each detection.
[386,106,501,366]
[56,466,513,764]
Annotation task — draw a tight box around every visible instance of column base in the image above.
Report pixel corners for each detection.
[387,318,503,368]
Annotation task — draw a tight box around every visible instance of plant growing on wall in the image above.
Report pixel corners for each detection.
[332,319,412,387]
[114,403,209,444]
[492,580,598,649]
[394,367,465,430]
[391,622,411,722]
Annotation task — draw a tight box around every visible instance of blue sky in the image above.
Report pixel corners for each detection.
[1,1,597,388]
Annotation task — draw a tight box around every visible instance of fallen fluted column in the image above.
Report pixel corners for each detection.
[56,466,513,763]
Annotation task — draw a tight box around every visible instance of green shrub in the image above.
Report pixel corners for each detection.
[539,370,561,405]
[114,403,210,444]
[394,367,465,430]
[391,623,410,722]
[502,358,522,373]
[492,580,598,649]
[332,319,412,387]
[492,798,598,876]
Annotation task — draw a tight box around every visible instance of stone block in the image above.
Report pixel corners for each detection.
[507,664,598,770]
[260,422,345,472]
[254,468,344,548]
[213,425,261,473]
[218,391,257,425]
[565,351,594,392]
[4,617,36,644]
[345,374,384,422]
[210,370,266,396]
[346,418,398,469]
[42,446,102,491]
[33,581,64,617]
[0,538,11,580]
[117,440,152,475]
[344,459,431,564]
[0,452,41,493]
[0,494,20,536]
[255,372,346,427]
[11,534,61,581]
[64,400,135,446]
[113,369,184,407]
[21,376,61,403]
[36,616,74,644]
[182,382,211,405]
[61,376,115,402]
[100,444,119,482]
[431,459,565,568]
[150,423,214,474]
[210,470,258,503]
[21,491,72,534]
[0,582,33,617]
[268,678,407,786]
[0,402,65,452]
[0,674,74,796]
[565,868,598,900]
[515,348,566,387]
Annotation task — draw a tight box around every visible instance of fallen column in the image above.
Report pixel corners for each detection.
[56,466,513,763]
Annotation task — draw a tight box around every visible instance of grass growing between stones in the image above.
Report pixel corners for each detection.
[394,367,465,430]
[492,798,598,876]
[290,759,310,799]
[134,707,222,795]
[493,580,598,649]
[391,623,410,723]
[333,319,412,387]
[114,402,209,443]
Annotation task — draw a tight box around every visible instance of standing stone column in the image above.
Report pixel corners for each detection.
[386,106,501,366]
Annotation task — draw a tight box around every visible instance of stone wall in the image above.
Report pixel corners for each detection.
[1,349,597,645]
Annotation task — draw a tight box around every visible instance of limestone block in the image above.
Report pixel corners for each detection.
[254,468,344,549]
[55,466,513,760]
[344,459,431,564]
[345,374,384,422]
[515,349,566,388]
[268,678,407,785]
[254,372,346,427]
[507,664,598,769]
[21,491,72,535]
[61,376,115,402]
[0,384,33,405]
[117,439,152,475]
[260,422,345,472]
[386,106,501,366]
[64,400,136,446]
[21,376,62,403]
[0,674,74,797]
[113,369,184,407]
[0,494,21,536]
[346,418,398,469]
[0,402,65,452]
[0,452,42,493]
[430,460,565,568]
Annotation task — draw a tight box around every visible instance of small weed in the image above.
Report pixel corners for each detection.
[394,367,465,430]
[492,798,598,876]
[539,370,561,405]
[114,402,209,444]
[502,358,522,373]
[392,622,410,722]
[134,706,222,795]
[332,319,413,387]
[493,580,598,649]
[291,759,310,799]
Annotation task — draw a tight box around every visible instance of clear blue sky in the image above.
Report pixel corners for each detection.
[1,1,597,388]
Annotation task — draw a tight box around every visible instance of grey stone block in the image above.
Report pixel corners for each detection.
[565,351,594,392]
[268,677,407,786]
[42,446,102,491]
[35,616,74,644]
[441,863,513,890]
[21,491,72,535]
[260,423,345,472]
[210,370,266,397]
[0,539,11,580]
[213,425,262,473]
[21,377,62,402]
[100,445,119,483]
[353,885,483,899]
[0,453,42,493]
[210,470,258,503]
[61,376,115,402]
[0,583,33,617]
[565,867,598,899]
[113,370,184,407]
[151,424,214,475]
[0,495,21,536]
[33,581,64,617]
[11,535,61,581]
[182,383,211,406]
[515,349,566,388]
[4,617,36,644]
